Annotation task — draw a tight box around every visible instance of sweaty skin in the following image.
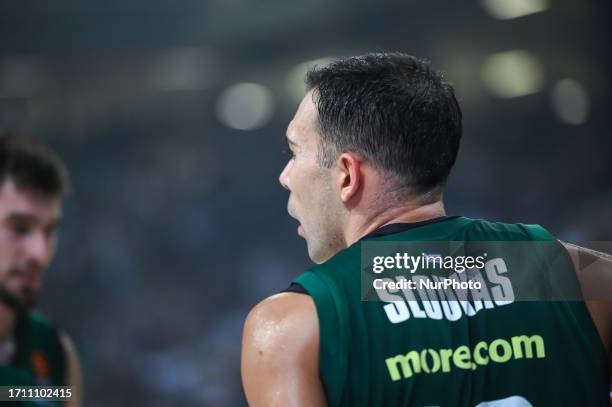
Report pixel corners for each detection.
[241,293,325,407]
[241,90,611,405]
[241,241,612,407]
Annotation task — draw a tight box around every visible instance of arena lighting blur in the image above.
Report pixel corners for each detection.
[481,0,549,20]
[216,82,274,130]
[481,50,544,98]
[551,78,590,125]
[148,47,214,92]
[285,57,334,102]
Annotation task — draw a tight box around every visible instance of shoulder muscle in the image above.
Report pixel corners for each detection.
[241,293,326,407]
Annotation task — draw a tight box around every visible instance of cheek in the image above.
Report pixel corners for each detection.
[290,158,331,206]
[0,258,7,278]
[0,232,16,260]
[307,175,336,213]
[288,161,309,196]
[0,244,12,279]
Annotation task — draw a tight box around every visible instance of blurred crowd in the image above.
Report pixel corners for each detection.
[1,0,610,405]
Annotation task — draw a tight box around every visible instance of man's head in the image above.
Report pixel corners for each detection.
[279,53,462,263]
[0,132,70,310]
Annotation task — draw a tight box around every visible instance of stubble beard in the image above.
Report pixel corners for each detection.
[0,269,39,311]
[306,199,346,264]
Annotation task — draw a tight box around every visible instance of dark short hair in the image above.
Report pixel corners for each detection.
[0,131,71,196]
[305,52,462,194]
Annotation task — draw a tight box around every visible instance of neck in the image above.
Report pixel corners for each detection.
[344,199,446,247]
[0,303,16,342]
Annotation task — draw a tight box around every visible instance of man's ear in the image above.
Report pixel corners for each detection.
[337,152,362,203]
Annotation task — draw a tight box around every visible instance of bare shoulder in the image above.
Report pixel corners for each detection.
[58,331,83,407]
[241,293,326,406]
[242,292,319,359]
[559,241,611,355]
[59,331,79,358]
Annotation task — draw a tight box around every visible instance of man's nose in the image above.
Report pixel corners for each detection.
[279,162,291,191]
[24,231,49,267]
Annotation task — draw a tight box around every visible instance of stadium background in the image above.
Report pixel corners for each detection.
[0,0,610,405]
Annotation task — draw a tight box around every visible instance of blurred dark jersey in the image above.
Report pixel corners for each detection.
[0,311,65,406]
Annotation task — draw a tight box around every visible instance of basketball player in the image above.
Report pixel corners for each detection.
[0,132,82,406]
[241,53,610,406]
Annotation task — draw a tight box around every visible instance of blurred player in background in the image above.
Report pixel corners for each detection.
[242,53,611,406]
[0,132,82,406]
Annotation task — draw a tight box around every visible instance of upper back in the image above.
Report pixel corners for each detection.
[295,216,609,407]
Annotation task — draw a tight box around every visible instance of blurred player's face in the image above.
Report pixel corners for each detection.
[0,179,61,309]
[280,91,345,264]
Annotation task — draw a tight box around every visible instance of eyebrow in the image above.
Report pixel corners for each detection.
[6,213,39,224]
[6,212,62,229]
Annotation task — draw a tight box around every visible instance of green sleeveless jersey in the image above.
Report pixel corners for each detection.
[0,311,66,407]
[294,216,609,407]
